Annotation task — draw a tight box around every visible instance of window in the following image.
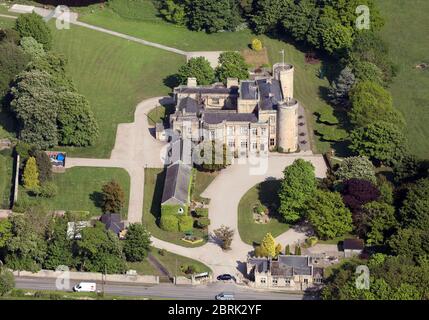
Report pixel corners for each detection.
[252,142,257,150]
[270,138,275,146]
[241,140,248,148]
[304,278,309,284]
[251,128,258,136]
[212,97,220,104]
[187,126,192,135]
[228,140,235,148]
[260,278,266,284]
[270,125,276,135]
[261,128,267,136]
[285,279,291,285]
[227,126,234,136]
[272,278,278,286]
[209,130,215,140]
[269,115,276,123]
[240,126,248,135]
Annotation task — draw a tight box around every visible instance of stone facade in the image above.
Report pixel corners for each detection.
[246,255,324,291]
[169,62,300,155]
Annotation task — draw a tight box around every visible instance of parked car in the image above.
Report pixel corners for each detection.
[73,282,97,293]
[215,292,235,300]
[217,274,234,281]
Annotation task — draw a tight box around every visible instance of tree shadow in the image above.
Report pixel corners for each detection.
[151,169,166,225]
[163,74,180,89]
[0,109,17,137]
[89,191,103,209]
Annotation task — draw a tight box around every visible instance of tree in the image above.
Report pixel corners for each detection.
[318,16,353,54]
[349,81,404,128]
[15,12,52,50]
[56,91,99,146]
[23,156,39,189]
[215,51,249,83]
[20,36,45,58]
[285,244,290,255]
[34,150,52,183]
[123,224,152,262]
[101,180,125,214]
[177,57,215,85]
[389,227,429,260]
[75,222,126,274]
[341,179,380,213]
[43,218,74,270]
[158,0,187,25]
[186,0,242,33]
[213,225,234,250]
[294,245,301,256]
[10,70,59,149]
[399,178,429,230]
[349,121,408,166]
[258,233,277,257]
[278,159,317,223]
[0,219,12,248]
[0,268,14,296]
[252,0,290,34]
[357,202,397,245]
[351,60,384,86]
[307,190,353,240]
[335,156,376,184]
[0,38,29,98]
[328,66,355,106]
[5,213,48,272]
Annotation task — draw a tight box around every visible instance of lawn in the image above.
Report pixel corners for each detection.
[191,169,218,203]
[0,149,13,209]
[19,167,130,217]
[146,103,175,127]
[377,0,429,159]
[142,168,207,247]
[48,21,184,158]
[128,246,211,277]
[76,2,337,155]
[238,180,289,246]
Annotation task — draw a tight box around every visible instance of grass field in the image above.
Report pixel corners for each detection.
[142,168,207,247]
[0,149,13,209]
[146,103,175,127]
[19,167,130,217]
[128,246,211,277]
[377,0,429,159]
[191,170,218,203]
[78,2,335,154]
[238,180,289,246]
[49,21,184,158]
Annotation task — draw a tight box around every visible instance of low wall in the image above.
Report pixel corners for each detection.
[13,269,159,285]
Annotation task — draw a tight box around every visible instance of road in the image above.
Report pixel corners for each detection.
[14,277,313,300]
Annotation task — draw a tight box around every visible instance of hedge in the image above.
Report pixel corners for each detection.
[178,215,194,232]
[197,217,210,228]
[161,204,188,216]
[194,208,208,217]
[160,215,179,232]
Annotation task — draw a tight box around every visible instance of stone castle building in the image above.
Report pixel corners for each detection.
[170,63,300,156]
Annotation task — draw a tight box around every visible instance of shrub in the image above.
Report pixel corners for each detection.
[180,264,199,275]
[35,150,52,183]
[39,181,58,198]
[158,248,167,256]
[160,215,179,232]
[196,217,210,229]
[15,12,52,49]
[0,268,15,296]
[194,208,208,218]
[23,156,39,189]
[65,211,90,222]
[178,215,194,232]
[251,38,263,51]
[162,205,187,216]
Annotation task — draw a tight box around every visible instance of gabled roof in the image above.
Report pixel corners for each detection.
[203,112,258,124]
[178,96,200,114]
[101,213,124,235]
[343,239,364,250]
[271,255,313,277]
[161,161,192,206]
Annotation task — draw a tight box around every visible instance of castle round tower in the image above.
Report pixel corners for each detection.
[277,99,299,153]
[273,63,294,100]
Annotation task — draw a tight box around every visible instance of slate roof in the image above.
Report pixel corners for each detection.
[247,257,269,273]
[178,96,200,114]
[343,239,364,250]
[175,85,238,95]
[161,161,192,206]
[100,213,124,235]
[203,112,258,124]
[240,81,259,100]
[271,256,313,277]
[256,78,283,110]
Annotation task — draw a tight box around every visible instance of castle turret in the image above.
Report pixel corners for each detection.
[273,63,294,100]
[277,99,299,153]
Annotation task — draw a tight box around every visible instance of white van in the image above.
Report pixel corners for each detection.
[215,292,235,300]
[73,282,97,293]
